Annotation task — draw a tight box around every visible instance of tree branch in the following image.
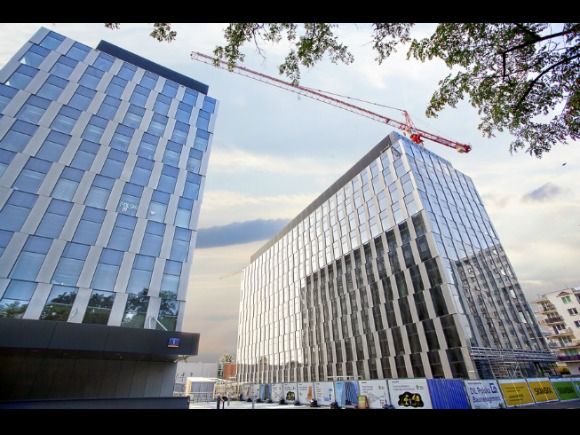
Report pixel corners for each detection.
[502,25,580,55]
[513,53,580,112]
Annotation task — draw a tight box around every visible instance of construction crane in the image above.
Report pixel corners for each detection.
[191,51,472,154]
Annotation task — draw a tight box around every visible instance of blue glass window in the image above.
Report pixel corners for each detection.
[68,85,96,111]
[85,174,114,208]
[183,172,201,200]
[122,104,145,129]
[137,133,159,159]
[91,248,124,291]
[13,157,51,193]
[193,129,211,151]
[154,93,171,116]
[51,105,81,134]
[20,44,50,67]
[6,64,38,89]
[170,227,191,262]
[106,76,127,98]
[52,242,90,286]
[121,293,149,328]
[174,197,193,228]
[70,139,99,170]
[140,221,165,256]
[101,149,127,178]
[109,124,134,151]
[196,112,210,130]
[40,285,78,321]
[0,120,37,152]
[175,101,193,123]
[126,254,155,294]
[0,229,13,257]
[79,66,104,89]
[0,84,18,112]
[117,62,136,81]
[148,113,168,136]
[50,56,78,79]
[51,166,83,201]
[0,191,37,231]
[36,75,68,100]
[202,96,216,113]
[10,235,52,280]
[0,149,16,178]
[171,121,189,144]
[108,214,136,251]
[93,52,114,72]
[17,95,50,124]
[83,289,115,325]
[0,280,37,318]
[160,260,182,297]
[161,80,178,98]
[36,131,70,162]
[147,190,170,223]
[73,206,106,245]
[67,42,91,61]
[130,157,153,186]
[39,31,64,50]
[97,95,120,120]
[36,199,73,238]
[130,84,150,106]
[163,141,182,167]
[117,182,142,216]
[158,297,179,331]
[140,71,158,89]
[81,114,108,142]
[187,148,203,173]
[182,89,198,106]
[157,164,178,193]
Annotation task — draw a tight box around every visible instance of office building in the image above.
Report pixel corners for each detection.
[237,132,555,383]
[0,27,216,401]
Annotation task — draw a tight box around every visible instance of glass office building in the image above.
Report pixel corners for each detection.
[238,132,555,384]
[0,28,215,400]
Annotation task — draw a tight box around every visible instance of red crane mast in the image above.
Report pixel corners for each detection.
[191,51,471,154]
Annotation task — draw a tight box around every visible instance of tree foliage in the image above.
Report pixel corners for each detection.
[106,23,579,157]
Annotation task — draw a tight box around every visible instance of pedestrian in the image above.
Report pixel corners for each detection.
[222,396,228,409]
[216,394,222,409]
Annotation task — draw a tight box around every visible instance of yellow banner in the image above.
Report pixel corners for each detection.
[499,381,534,406]
[528,380,558,402]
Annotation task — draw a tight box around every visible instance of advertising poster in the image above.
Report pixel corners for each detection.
[526,378,558,403]
[240,383,252,400]
[388,379,433,409]
[271,383,284,402]
[335,381,359,407]
[498,379,534,406]
[313,381,335,405]
[297,382,313,404]
[249,383,260,400]
[464,380,505,409]
[283,382,298,403]
[551,380,579,401]
[259,384,272,401]
[427,379,470,409]
[358,380,390,409]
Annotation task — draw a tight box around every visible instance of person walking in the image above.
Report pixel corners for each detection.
[216,394,222,409]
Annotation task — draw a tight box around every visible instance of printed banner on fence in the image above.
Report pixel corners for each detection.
[283,383,297,403]
[249,383,260,400]
[551,380,579,401]
[358,380,390,409]
[388,379,433,409]
[465,380,505,409]
[297,382,313,404]
[498,379,534,406]
[335,381,359,407]
[526,378,558,403]
[313,382,335,405]
[271,383,284,402]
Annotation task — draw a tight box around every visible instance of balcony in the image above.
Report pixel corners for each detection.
[557,354,580,362]
[543,316,564,324]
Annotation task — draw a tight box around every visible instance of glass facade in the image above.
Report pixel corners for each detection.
[238,132,554,383]
[0,28,217,332]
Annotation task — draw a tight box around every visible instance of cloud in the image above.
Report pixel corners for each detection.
[522,182,565,202]
[196,219,289,248]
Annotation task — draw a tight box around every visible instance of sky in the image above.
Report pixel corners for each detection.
[1,23,578,362]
